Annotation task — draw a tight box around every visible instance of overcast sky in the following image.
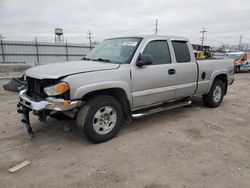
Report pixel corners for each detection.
[1,0,250,46]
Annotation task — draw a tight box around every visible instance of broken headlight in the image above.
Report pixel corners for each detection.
[44,82,69,96]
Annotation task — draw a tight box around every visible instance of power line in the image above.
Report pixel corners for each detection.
[200,27,207,46]
[155,19,158,35]
[87,29,93,49]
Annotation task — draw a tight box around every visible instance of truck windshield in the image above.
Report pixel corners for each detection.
[85,37,142,64]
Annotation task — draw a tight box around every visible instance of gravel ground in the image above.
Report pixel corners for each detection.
[0,73,249,188]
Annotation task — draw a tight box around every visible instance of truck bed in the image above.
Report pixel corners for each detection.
[196,59,234,95]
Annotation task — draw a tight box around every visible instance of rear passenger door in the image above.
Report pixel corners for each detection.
[171,40,198,98]
[131,40,176,109]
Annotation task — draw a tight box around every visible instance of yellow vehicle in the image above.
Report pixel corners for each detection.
[192,44,213,59]
[194,51,205,59]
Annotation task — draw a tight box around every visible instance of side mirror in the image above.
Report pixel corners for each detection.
[136,54,153,67]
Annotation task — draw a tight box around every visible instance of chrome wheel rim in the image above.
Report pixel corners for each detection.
[92,106,117,135]
[213,85,222,103]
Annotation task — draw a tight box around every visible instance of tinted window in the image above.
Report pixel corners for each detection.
[142,40,171,65]
[172,41,191,63]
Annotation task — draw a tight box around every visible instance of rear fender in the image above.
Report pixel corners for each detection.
[208,71,228,94]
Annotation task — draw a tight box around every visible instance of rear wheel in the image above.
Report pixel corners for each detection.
[76,95,123,143]
[203,79,225,108]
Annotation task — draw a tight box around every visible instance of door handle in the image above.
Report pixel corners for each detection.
[168,69,176,75]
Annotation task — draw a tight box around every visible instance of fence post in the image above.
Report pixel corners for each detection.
[35,37,40,64]
[0,37,5,63]
[65,39,69,61]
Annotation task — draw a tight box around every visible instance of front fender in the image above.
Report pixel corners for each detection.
[73,81,132,103]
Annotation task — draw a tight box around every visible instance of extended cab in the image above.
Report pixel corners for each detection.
[18,35,234,143]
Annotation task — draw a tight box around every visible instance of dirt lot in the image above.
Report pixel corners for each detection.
[0,73,250,188]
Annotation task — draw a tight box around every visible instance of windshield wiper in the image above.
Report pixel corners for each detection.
[92,58,111,62]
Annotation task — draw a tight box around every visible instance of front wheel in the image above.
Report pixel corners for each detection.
[203,79,225,108]
[76,95,123,143]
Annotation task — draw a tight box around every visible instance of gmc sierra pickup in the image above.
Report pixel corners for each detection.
[18,35,234,143]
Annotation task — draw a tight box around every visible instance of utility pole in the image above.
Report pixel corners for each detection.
[245,43,248,52]
[35,37,39,64]
[87,30,93,50]
[65,39,69,61]
[200,27,207,46]
[0,34,5,41]
[155,19,158,35]
[238,34,243,51]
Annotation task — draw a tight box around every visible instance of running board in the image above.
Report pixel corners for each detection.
[132,100,192,118]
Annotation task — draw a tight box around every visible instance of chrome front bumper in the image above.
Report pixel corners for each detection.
[18,90,81,139]
[19,89,81,112]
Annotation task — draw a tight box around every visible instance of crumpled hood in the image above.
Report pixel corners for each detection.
[25,61,120,79]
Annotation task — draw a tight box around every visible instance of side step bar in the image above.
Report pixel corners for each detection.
[132,100,192,118]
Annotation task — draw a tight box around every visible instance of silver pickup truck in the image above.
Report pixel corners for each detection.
[18,35,234,143]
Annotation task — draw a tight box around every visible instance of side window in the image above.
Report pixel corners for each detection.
[142,40,171,65]
[172,41,191,63]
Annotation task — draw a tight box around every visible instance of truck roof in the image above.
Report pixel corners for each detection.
[108,35,189,41]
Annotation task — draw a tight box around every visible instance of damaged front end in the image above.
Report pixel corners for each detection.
[17,76,81,139]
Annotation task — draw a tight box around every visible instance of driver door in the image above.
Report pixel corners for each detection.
[131,40,176,109]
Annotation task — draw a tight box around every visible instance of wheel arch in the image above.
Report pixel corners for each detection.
[210,73,228,95]
[81,88,132,121]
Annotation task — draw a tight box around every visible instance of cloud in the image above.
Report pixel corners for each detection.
[0,0,250,46]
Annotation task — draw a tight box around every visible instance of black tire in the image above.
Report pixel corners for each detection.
[76,95,123,143]
[203,79,225,108]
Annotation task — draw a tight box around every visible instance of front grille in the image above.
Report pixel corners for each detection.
[26,77,58,101]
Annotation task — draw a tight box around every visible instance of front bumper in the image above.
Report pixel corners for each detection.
[18,89,81,139]
[19,89,81,111]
